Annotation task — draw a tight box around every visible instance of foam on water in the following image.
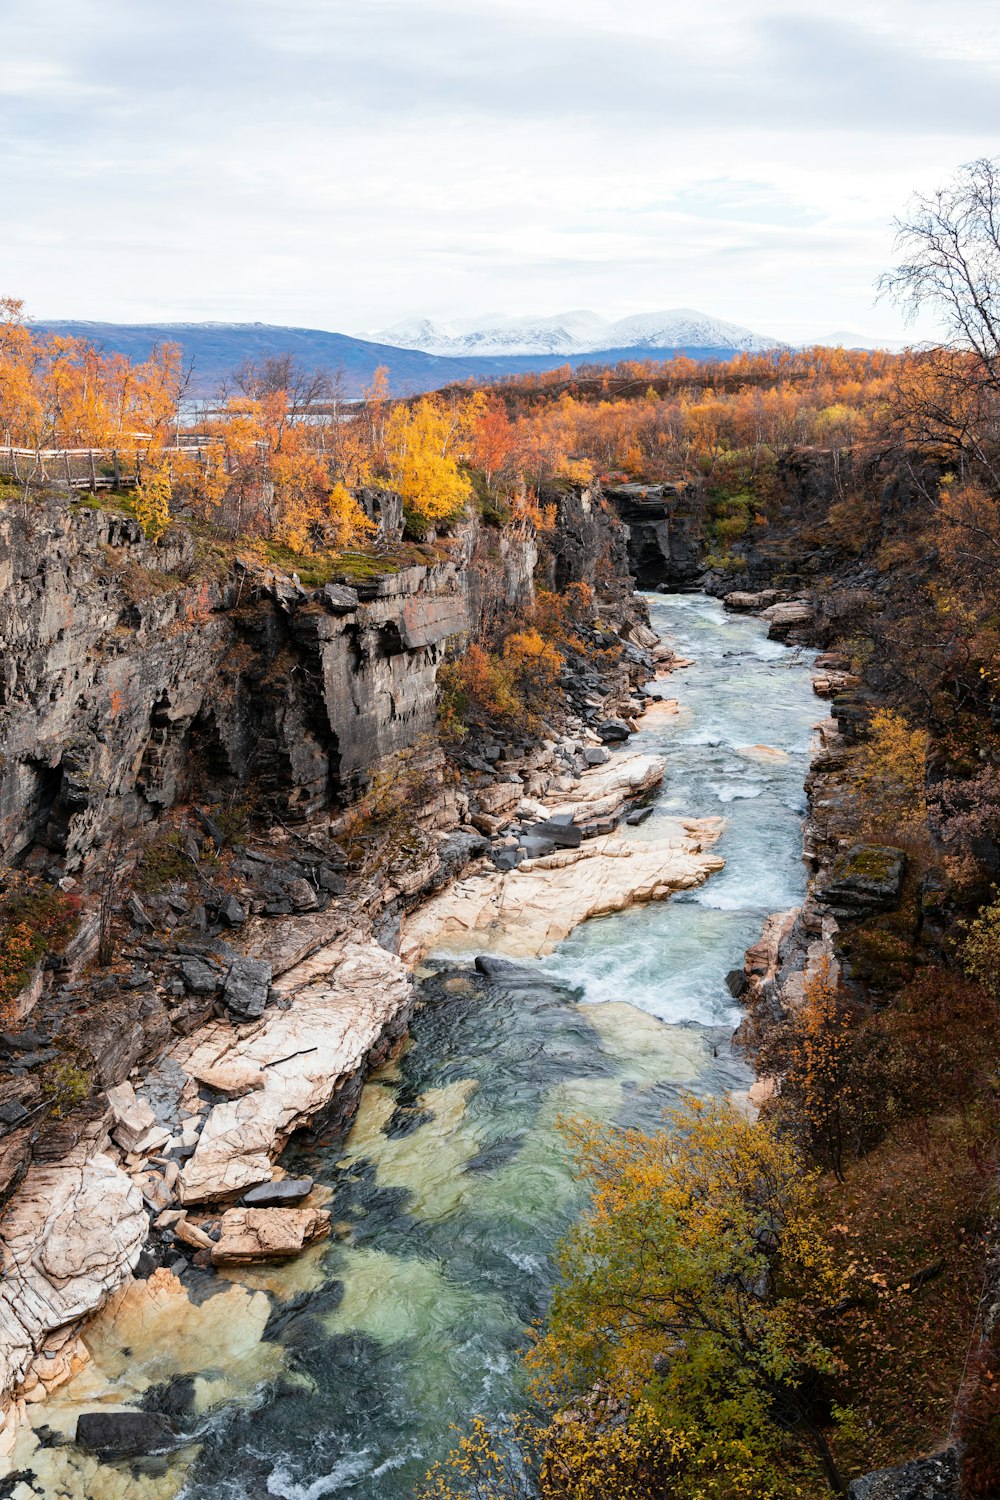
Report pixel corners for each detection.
[542,593,817,1020]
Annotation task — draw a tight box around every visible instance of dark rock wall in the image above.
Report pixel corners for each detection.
[0,490,623,871]
[603,482,706,589]
[0,501,474,867]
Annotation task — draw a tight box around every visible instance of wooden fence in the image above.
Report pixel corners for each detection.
[0,441,219,494]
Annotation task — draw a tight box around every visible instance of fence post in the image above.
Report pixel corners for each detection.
[89,450,97,494]
[64,451,72,489]
[112,449,121,489]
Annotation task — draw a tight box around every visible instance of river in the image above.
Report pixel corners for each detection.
[13,594,819,1500]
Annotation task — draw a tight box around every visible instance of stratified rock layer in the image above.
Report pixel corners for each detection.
[0,1152,146,1414]
[177,940,412,1202]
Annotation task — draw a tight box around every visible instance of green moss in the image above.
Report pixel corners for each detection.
[137,830,192,892]
[836,846,903,882]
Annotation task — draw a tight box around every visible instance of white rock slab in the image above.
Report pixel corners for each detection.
[400,819,725,963]
[0,1153,146,1408]
[177,941,411,1203]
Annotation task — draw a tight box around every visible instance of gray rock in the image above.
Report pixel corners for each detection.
[518,835,557,859]
[523,821,582,849]
[598,718,630,743]
[177,959,219,996]
[818,845,907,919]
[242,1176,314,1207]
[222,956,273,1020]
[125,893,153,929]
[492,848,522,872]
[76,1411,176,1456]
[626,805,655,826]
[321,582,360,612]
[847,1449,958,1500]
[584,746,611,766]
[219,894,247,927]
[121,967,154,989]
[0,1099,29,1126]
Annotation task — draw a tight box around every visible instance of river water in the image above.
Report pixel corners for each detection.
[13,595,819,1500]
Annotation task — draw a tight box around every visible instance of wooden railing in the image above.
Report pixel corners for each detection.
[0,441,218,493]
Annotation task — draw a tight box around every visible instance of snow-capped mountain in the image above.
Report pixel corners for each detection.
[372,308,783,357]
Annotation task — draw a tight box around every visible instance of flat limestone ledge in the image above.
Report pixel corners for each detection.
[176,939,412,1204]
[399,818,725,963]
[541,750,665,823]
[0,1151,146,1423]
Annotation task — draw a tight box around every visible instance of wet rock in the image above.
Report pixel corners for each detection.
[626,806,654,826]
[76,1409,176,1456]
[243,1176,313,1207]
[222,956,273,1020]
[402,820,725,962]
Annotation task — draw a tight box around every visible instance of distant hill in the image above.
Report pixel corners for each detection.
[31,319,775,398]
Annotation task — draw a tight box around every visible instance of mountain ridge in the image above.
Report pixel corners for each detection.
[372,306,784,357]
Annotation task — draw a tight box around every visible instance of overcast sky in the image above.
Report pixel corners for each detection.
[2,0,998,341]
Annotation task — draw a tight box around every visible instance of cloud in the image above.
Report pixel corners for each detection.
[0,0,997,338]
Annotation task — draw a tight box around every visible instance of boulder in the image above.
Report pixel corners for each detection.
[177,940,411,1202]
[817,845,907,919]
[177,958,219,995]
[597,718,630,742]
[222,956,273,1020]
[522,820,582,850]
[219,895,247,927]
[0,1153,147,1407]
[321,582,360,612]
[76,1410,176,1456]
[243,1176,313,1207]
[210,1206,331,1264]
[760,599,814,639]
[723,590,782,612]
[584,746,611,766]
[105,1081,157,1153]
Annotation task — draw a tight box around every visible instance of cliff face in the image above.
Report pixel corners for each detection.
[603,482,706,590]
[0,500,545,871]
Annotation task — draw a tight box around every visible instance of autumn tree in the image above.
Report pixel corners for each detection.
[525,1097,853,1496]
[382,394,473,533]
[852,708,929,837]
[754,957,887,1180]
[133,461,172,540]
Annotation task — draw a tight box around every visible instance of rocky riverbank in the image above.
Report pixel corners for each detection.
[0,480,688,1463]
